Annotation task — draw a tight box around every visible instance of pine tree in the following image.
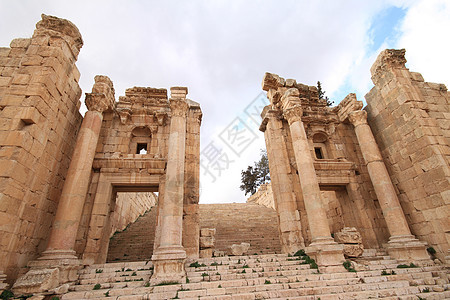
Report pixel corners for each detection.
[317,81,334,106]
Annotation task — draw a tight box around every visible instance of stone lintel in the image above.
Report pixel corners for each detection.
[336,93,363,122]
[125,87,168,99]
[262,72,285,91]
[170,86,188,99]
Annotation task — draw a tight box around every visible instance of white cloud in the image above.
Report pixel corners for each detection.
[395,0,450,87]
[1,0,446,204]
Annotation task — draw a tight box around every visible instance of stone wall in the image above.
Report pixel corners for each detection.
[110,192,157,236]
[247,182,275,210]
[365,49,449,260]
[0,15,83,282]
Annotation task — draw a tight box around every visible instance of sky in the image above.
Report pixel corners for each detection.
[0,0,448,204]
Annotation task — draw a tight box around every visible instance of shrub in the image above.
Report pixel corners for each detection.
[343,260,356,272]
[264,279,271,284]
[0,290,14,300]
[189,261,206,268]
[293,249,306,257]
[426,247,436,256]
[93,283,101,290]
[95,269,103,273]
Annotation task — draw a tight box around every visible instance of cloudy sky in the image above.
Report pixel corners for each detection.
[0,0,448,204]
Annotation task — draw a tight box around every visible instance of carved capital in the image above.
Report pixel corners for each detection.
[170,99,189,117]
[154,111,168,126]
[85,75,115,113]
[283,105,303,125]
[260,108,282,132]
[117,108,131,124]
[348,110,368,127]
[192,110,203,126]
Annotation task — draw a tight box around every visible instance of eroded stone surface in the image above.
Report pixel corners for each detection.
[230,243,251,256]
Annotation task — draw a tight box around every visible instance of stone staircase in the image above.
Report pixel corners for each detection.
[107,208,158,262]
[199,203,281,255]
[107,203,281,262]
[60,252,449,299]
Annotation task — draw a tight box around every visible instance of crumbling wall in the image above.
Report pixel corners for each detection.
[365,49,449,260]
[247,182,275,210]
[0,15,83,282]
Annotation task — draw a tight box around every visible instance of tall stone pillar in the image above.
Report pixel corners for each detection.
[151,87,188,285]
[260,107,304,254]
[13,76,115,294]
[349,110,429,260]
[283,103,344,271]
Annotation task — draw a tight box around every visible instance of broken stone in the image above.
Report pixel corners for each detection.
[334,227,362,244]
[230,243,250,256]
[343,244,364,258]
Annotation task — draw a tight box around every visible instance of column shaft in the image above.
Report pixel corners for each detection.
[349,110,412,237]
[288,119,333,243]
[46,110,103,252]
[263,110,303,253]
[153,99,187,257]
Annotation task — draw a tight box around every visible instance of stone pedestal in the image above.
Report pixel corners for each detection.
[386,235,429,261]
[150,249,186,285]
[349,110,429,261]
[306,240,345,273]
[12,250,80,294]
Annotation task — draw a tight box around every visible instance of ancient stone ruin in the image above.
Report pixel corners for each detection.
[0,14,448,299]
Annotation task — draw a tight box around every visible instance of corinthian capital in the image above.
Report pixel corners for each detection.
[348,110,368,127]
[283,105,303,125]
[170,99,189,117]
[85,75,115,113]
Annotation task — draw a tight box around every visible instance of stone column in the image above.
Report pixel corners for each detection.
[151,87,188,285]
[13,76,115,294]
[260,107,304,253]
[283,104,344,271]
[349,110,429,260]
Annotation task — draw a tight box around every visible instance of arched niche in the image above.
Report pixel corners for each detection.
[312,132,330,159]
[129,126,152,154]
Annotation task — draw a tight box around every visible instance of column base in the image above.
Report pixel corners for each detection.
[306,237,346,273]
[150,246,186,285]
[12,250,81,295]
[386,235,430,261]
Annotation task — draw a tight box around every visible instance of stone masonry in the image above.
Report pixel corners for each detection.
[0,13,448,297]
[0,15,202,293]
[259,48,448,272]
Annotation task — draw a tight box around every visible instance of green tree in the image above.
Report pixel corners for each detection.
[240,150,270,196]
[317,81,334,106]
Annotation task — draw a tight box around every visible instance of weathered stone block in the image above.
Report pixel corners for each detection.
[199,236,214,248]
[334,227,362,244]
[200,228,216,237]
[230,242,250,256]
